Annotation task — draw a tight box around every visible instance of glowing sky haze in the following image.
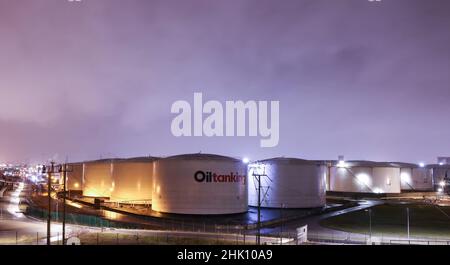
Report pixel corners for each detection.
[0,0,449,164]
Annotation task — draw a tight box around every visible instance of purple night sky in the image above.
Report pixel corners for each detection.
[0,0,449,164]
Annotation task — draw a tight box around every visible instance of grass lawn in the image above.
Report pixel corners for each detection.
[320,203,450,239]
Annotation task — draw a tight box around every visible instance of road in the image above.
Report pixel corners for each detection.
[271,199,383,234]
[262,198,450,245]
[4,183,447,245]
[0,183,79,244]
[0,183,282,245]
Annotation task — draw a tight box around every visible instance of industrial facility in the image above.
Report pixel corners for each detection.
[152,154,248,214]
[82,159,115,198]
[79,157,157,203]
[65,162,83,196]
[248,158,326,208]
[56,154,450,215]
[110,157,157,204]
[329,161,402,194]
[400,165,434,191]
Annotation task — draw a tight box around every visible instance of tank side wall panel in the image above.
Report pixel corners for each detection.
[152,159,247,214]
[83,163,113,197]
[67,163,83,191]
[248,162,326,208]
[110,162,153,202]
[330,167,400,193]
[400,168,413,190]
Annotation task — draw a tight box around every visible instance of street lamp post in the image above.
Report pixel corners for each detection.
[365,208,372,242]
[444,169,449,194]
[280,203,284,245]
[407,207,410,240]
[369,209,372,240]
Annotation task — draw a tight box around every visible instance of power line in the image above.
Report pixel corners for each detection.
[250,164,270,245]
[42,162,72,245]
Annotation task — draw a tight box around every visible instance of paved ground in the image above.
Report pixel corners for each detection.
[260,199,383,236]
[4,183,450,245]
[266,198,450,244]
[76,197,336,226]
[0,183,283,245]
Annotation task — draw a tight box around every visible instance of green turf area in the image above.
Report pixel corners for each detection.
[320,203,450,239]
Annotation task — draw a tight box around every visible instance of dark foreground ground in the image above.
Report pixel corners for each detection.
[321,202,450,238]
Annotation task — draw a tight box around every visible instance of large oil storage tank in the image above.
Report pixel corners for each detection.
[110,157,157,204]
[400,164,433,191]
[152,154,247,214]
[248,158,326,208]
[66,163,83,191]
[431,165,450,190]
[329,161,401,194]
[82,159,114,198]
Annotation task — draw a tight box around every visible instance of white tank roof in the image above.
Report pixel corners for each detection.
[162,153,239,162]
[255,157,324,165]
[333,160,416,168]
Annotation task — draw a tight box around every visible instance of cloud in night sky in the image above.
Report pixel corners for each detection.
[0,0,449,164]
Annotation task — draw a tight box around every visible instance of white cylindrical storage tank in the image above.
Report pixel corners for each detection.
[67,163,83,191]
[248,158,326,208]
[152,154,247,214]
[412,167,433,191]
[432,165,450,190]
[400,167,413,190]
[110,157,157,204]
[401,165,433,191]
[82,159,114,198]
[330,161,401,194]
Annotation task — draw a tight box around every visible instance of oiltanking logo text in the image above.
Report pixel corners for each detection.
[194,170,246,184]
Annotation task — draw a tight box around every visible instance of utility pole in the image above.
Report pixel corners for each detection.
[45,162,55,245]
[42,162,72,245]
[62,164,67,245]
[58,163,72,245]
[257,174,261,245]
[252,169,268,246]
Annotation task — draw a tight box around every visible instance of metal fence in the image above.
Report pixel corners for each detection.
[307,231,450,245]
[5,227,450,245]
[23,205,293,238]
[0,229,298,245]
[0,230,65,245]
[24,206,136,229]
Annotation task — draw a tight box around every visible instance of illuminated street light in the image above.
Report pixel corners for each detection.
[242,157,250,164]
[419,162,425,168]
[337,160,348,168]
[337,155,347,168]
